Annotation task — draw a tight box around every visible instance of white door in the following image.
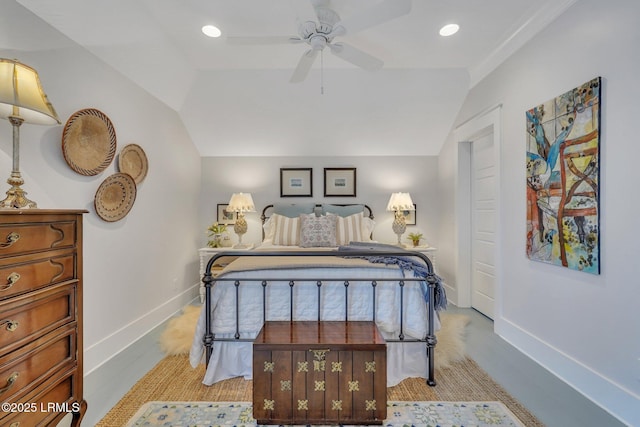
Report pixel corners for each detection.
[471,133,496,319]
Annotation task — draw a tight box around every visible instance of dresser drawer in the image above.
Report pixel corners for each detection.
[0,367,80,427]
[0,251,76,300]
[253,321,387,425]
[0,325,76,403]
[0,284,76,355]
[0,221,76,257]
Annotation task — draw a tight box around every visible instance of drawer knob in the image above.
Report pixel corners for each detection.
[0,232,20,249]
[1,272,20,291]
[0,319,19,332]
[0,371,19,394]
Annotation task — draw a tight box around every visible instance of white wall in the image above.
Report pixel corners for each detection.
[438,0,640,424]
[0,0,201,405]
[199,156,439,249]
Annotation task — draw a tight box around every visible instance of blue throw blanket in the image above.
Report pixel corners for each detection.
[337,242,447,311]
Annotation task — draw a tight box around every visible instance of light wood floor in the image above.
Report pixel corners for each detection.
[446,306,625,427]
[80,305,625,427]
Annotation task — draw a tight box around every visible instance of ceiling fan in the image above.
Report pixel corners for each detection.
[226,0,412,83]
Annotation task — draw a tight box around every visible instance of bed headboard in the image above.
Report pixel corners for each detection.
[260,203,375,241]
[261,203,374,223]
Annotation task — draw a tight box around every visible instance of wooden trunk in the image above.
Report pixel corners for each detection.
[253,321,387,425]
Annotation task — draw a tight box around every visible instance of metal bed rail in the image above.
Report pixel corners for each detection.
[202,249,439,386]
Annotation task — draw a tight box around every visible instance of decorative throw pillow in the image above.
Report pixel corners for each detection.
[272,202,316,218]
[272,213,305,246]
[321,203,365,217]
[299,214,337,247]
[334,212,365,245]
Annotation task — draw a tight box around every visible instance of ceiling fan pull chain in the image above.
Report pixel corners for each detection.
[320,49,324,95]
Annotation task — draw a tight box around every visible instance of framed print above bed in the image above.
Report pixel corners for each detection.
[280,168,313,197]
[324,167,356,197]
[217,203,237,225]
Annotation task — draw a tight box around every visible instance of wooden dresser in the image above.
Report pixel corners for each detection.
[0,210,86,426]
[253,321,387,425]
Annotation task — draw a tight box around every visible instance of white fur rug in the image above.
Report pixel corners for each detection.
[433,312,470,369]
[159,305,202,356]
[159,306,469,370]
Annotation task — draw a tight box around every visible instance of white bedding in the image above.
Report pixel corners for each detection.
[189,247,439,387]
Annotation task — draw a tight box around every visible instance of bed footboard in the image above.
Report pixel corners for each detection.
[201,249,440,386]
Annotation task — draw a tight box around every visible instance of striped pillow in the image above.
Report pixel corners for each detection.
[271,213,308,246]
[334,212,364,245]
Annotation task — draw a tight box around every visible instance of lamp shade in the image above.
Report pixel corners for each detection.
[227,192,256,213]
[0,58,60,125]
[387,192,415,212]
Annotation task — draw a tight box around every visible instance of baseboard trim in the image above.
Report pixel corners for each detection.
[84,284,199,375]
[442,280,460,307]
[497,316,639,426]
[82,294,200,425]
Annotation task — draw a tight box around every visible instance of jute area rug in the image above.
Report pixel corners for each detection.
[97,355,543,426]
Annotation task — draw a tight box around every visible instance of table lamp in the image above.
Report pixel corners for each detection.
[387,192,415,246]
[0,58,60,209]
[227,192,256,248]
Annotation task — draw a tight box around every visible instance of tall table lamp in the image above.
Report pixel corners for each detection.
[387,192,415,246]
[227,192,256,248]
[0,58,60,209]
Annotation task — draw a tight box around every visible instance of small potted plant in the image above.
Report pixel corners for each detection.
[407,232,423,247]
[206,222,228,248]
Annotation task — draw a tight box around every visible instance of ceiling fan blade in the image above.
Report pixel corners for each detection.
[333,0,411,36]
[328,42,383,71]
[293,0,322,26]
[290,49,319,83]
[226,36,302,45]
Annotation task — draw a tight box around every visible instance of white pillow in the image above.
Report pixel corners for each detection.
[361,217,376,241]
[262,216,275,242]
[299,214,337,247]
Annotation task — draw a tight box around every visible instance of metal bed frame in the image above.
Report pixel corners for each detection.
[201,249,440,386]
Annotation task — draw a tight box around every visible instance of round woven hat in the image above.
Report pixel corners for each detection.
[94,173,137,222]
[62,108,117,176]
[118,144,148,184]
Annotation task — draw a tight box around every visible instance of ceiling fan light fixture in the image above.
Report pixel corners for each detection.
[229,0,410,84]
[202,25,222,38]
[439,23,459,37]
[309,35,328,50]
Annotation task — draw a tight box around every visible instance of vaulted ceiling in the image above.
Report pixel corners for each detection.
[13,0,574,156]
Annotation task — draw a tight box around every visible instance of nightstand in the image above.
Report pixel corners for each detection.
[406,246,438,273]
[198,246,253,303]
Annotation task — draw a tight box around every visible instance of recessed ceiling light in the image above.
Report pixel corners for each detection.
[202,25,221,38]
[439,23,459,37]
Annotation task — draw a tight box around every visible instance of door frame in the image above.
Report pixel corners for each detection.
[453,105,502,320]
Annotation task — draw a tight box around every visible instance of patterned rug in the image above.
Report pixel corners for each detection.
[126,401,526,426]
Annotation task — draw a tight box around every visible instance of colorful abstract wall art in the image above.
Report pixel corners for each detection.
[526,77,601,274]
